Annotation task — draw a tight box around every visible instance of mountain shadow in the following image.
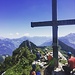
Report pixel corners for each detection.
[58,40,75,56]
[40,39,75,56]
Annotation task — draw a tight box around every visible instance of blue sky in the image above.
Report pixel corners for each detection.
[0,0,75,38]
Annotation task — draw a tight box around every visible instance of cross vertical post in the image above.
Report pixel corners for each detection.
[52,0,58,67]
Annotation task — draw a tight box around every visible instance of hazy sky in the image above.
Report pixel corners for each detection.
[0,0,75,38]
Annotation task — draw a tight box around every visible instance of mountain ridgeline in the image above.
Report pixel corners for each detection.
[58,40,75,56]
[41,40,75,56]
[19,40,37,53]
[0,36,50,55]
[0,39,75,75]
[0,40,38,75]
[0,33,75,56]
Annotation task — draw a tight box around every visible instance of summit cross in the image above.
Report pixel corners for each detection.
[31,0,75,67]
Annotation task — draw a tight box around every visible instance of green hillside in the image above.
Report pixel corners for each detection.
[0,40,69,75]
[0,40,38,75]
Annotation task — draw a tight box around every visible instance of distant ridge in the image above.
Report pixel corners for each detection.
[58,40,75,56]
[0,33,75,55]
[40,39,75,56]
[0,36,50,55]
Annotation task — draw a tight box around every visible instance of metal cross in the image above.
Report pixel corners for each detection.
[31,0,75,67]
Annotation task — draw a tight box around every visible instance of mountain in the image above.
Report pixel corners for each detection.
[0,36,50,55]
[41,41,52,46]
[19,36,51,46]
[0,40,68,75]
[18,40,37,53]
[0,54,9,63]
[0,36,5,39]
[0,33,75,55]
[58,40,75,56]
[0,39,16,55]
[0,40,37,75]
[59,33,75,49]
[41,39,75,56]
[12,40,37,59]
[41,33,75,49]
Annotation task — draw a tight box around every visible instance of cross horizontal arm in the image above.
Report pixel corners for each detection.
[58,19,75,26]
[31,19,75,27]
[31,21,53,27]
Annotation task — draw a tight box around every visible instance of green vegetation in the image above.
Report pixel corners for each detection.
[0,40,37,75]
[59,59,67,64]
[0,40,44,75]
[5,61,32,75]
[5,47,36,75]
[35,64,41,72]
[0,40,69,75]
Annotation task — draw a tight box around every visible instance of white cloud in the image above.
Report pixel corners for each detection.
[23,33,29,36]
[8,32,30,38]
[16,32,19,35]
